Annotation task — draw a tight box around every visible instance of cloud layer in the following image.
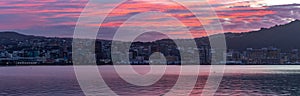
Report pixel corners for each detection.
[0,0,299,38]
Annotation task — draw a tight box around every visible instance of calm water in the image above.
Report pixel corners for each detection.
[1,65,300,96]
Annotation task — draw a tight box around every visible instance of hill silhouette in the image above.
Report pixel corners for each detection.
[0,31,45,40]
[225,20,300,51]
[1,20,300,51]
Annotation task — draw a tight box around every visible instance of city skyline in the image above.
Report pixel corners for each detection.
[0,0,299,39]
[1,18,300,65]
[2,1,300,96]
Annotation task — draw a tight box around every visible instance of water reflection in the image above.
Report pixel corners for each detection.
[0,66,300,96]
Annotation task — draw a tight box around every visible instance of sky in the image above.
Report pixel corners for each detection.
[0,0,299,39]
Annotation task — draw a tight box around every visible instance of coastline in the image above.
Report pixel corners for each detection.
[1,63,300,67]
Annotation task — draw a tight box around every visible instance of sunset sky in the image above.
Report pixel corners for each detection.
[0,0,299,39]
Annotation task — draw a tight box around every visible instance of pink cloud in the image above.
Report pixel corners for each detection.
[0,0,299,37]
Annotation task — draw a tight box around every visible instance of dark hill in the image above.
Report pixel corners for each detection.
[0,31,45,40]
[0,31,46,45]
[225,20,300,51]
[1,20,300,51]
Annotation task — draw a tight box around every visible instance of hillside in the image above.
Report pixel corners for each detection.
[1,20,300,51]
[225,20,300,50]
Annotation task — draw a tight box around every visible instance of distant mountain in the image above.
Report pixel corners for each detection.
[225,20,300,51]
[0,31,45,40]
[0,31,46,45]
[1,20,300,50]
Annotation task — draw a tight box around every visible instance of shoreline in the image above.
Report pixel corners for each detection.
[1,64,300,67]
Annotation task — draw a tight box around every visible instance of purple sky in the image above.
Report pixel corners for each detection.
[0,0,299,38]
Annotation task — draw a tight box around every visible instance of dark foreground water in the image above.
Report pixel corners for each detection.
[1,65,300,96]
